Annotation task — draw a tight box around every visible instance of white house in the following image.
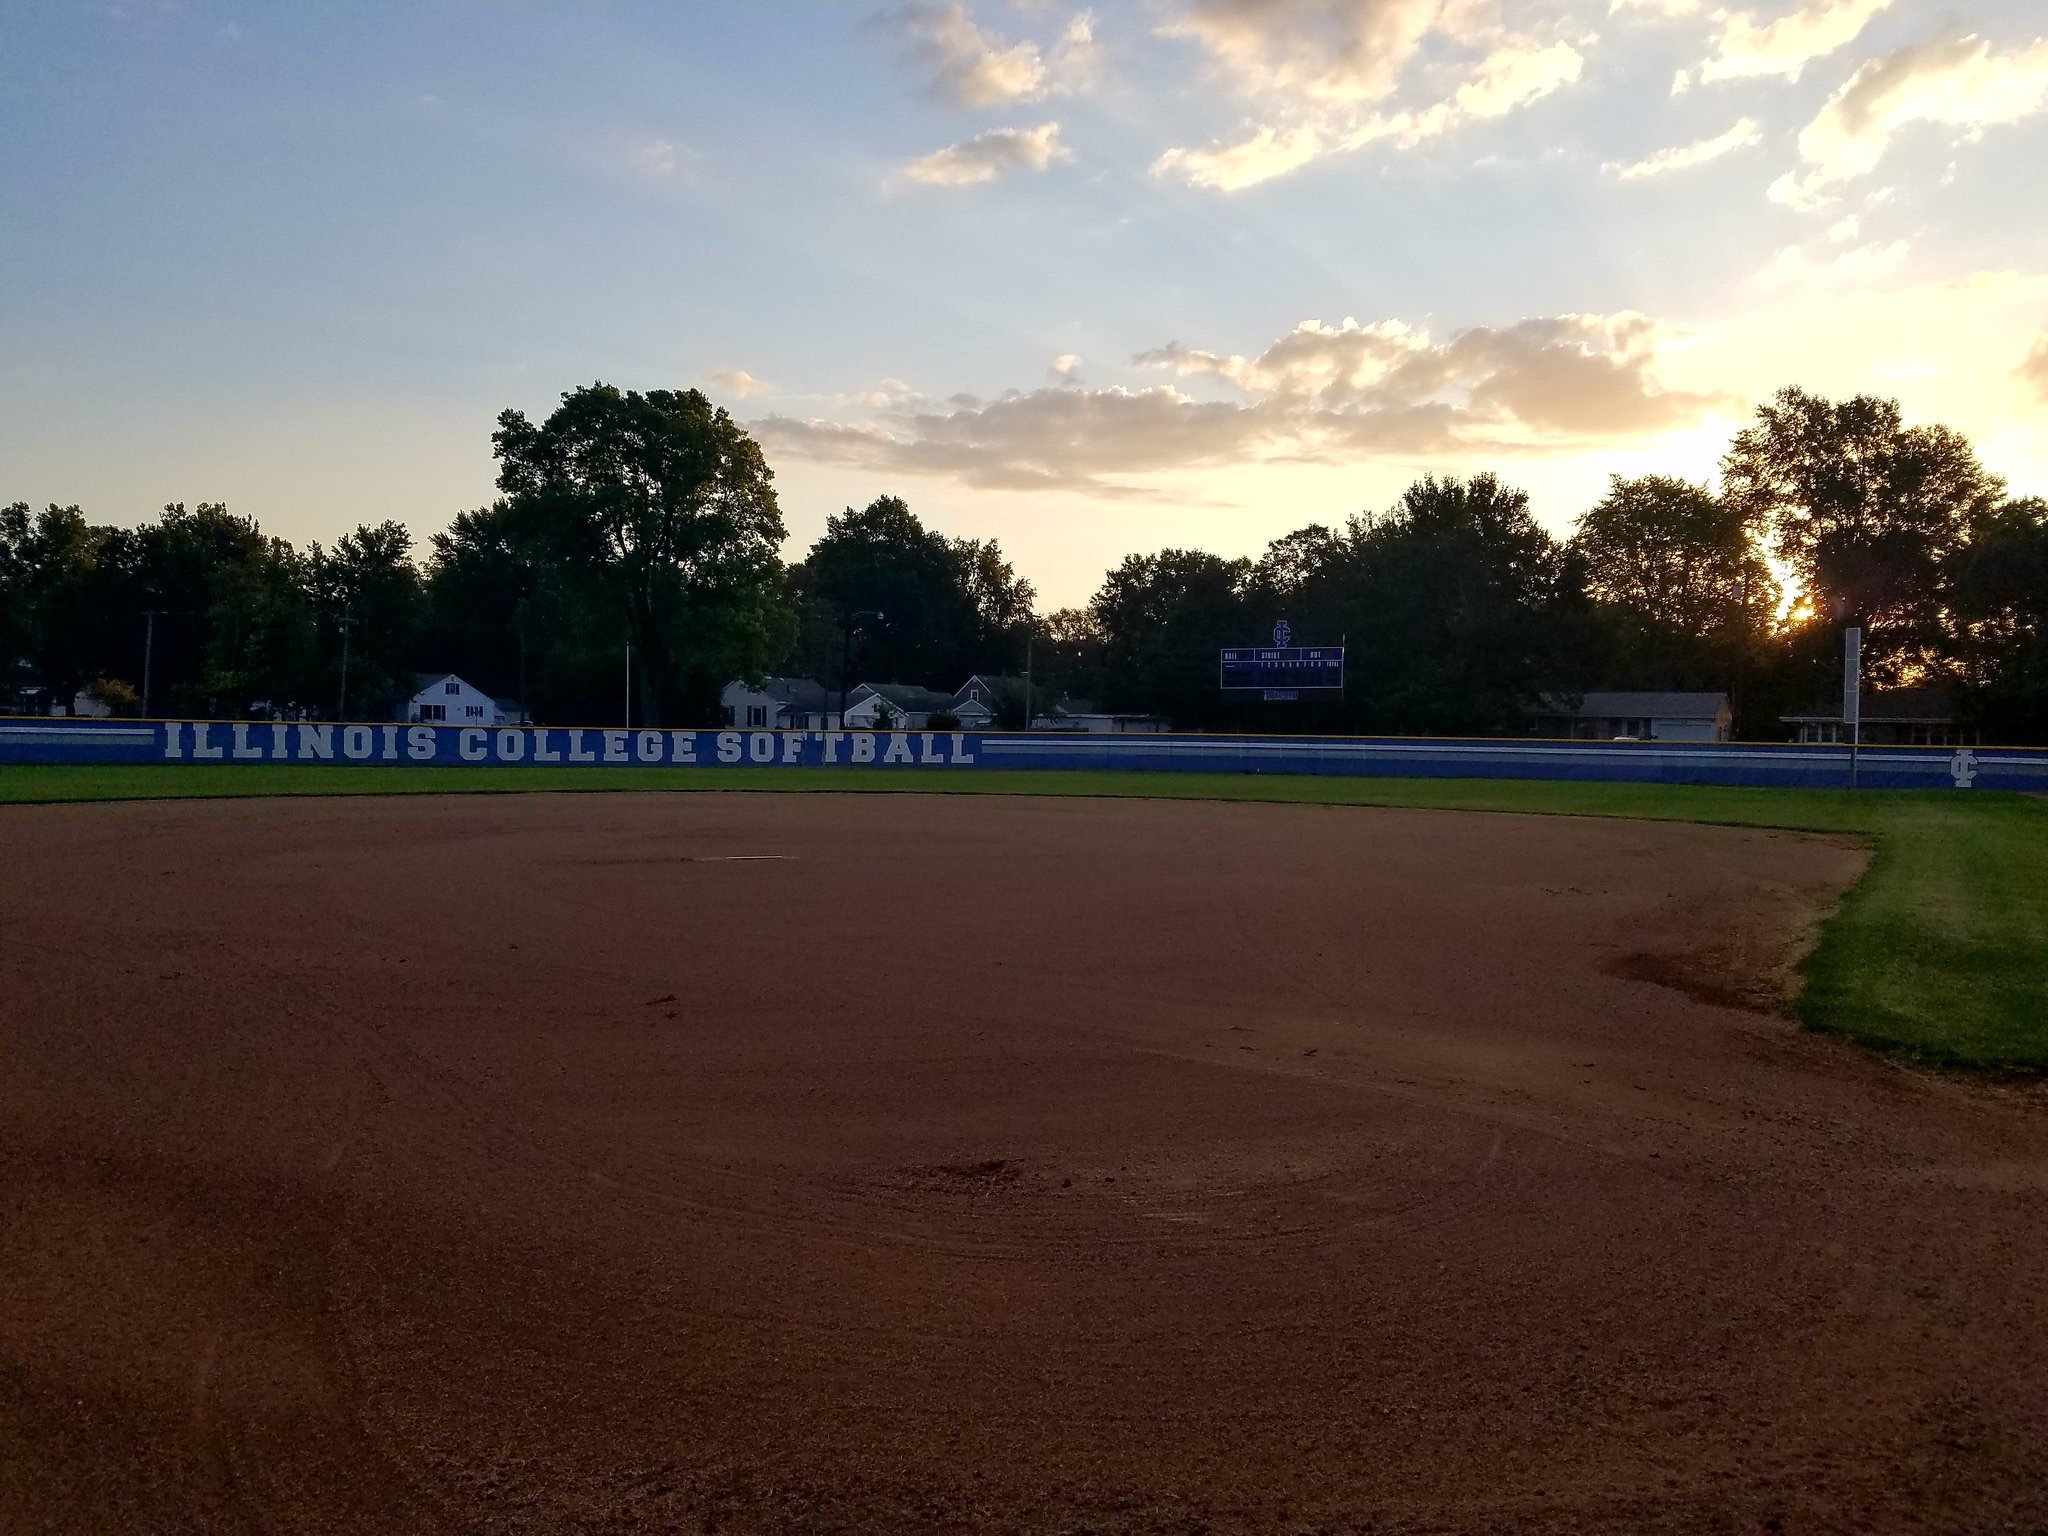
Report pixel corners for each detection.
[721,676,840,729]
[841,683,956,730]
[404,673,525,726]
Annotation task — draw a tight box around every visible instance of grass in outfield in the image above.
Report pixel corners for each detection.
[3,764,2043,1075]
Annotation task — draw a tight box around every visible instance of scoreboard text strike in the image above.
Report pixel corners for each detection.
[1219,646,1345,696]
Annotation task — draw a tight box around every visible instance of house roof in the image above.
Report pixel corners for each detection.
[1534,691,1730,720]
[857,683,956,712]
[1782,687,1957,724]
[761,676,832,713]
[952,674,1024,706]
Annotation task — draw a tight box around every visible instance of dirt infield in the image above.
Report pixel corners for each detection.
[4,793,2046,1534]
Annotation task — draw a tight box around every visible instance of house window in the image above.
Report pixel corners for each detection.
[465,704,485,719]
[418,704,445,721]
[444,681,460,695]
[747,705,767,726]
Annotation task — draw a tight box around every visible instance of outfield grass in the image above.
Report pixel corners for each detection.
[3,763,2042,1074]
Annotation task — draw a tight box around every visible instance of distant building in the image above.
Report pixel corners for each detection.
[1033,698,1172,734]
[722,676,838,730]
[404,673,525,726]
[949,674,1026,730]
[1782,687,1976,746]
[1530,691,1732,743]
[841,683,957,730]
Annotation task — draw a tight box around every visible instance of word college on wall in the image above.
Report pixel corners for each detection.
[4,719,2048,791]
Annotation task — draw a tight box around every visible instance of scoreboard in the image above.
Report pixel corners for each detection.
[1219,645,1345,696]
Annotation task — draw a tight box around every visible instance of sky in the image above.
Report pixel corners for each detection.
[4,0,2048,609]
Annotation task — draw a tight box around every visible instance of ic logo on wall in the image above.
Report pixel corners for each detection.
[1949,749,1979,788]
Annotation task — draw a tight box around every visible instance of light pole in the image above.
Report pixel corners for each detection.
[337,598,355,721]
[837,610,884,728]
[1019,620,1035,732]
[1844,620,1862,790]
[142,610,157,718]
[513,600,530,725]
[625,643,633,728]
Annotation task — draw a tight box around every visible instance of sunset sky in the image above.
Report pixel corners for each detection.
[4,0,2047,606]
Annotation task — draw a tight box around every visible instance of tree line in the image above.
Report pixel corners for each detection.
[3,383,2044,740]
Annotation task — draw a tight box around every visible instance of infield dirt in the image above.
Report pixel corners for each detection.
[4,792,2046,1533]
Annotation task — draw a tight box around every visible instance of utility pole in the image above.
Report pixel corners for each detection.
[1844,622,1862,790]
[337,599,354,721]
[141,610,157,718]
[514,601,529,725]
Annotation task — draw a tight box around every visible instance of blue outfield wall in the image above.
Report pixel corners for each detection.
[3,718,2046,791]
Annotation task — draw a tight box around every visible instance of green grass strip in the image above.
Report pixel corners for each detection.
[3,763,2042,1074]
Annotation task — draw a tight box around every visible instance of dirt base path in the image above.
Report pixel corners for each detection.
[4,793,2045,1534]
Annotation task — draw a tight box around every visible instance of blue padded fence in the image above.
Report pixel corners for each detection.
[3,718,2045,792]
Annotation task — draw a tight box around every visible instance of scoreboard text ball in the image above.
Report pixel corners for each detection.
[1219,646,1345,693]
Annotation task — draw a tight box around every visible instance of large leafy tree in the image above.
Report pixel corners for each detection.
[796,493,1034,690]
[0,503,37,693]
[1336,475,1578,735]
[1090,548,1250,728]
[201,536,317,712]
[801,495,965,686]
[424,503,542,707]
[1722,388,2002,682]
[1573,475,1777,696]
[0,503,123,708]
[307,521,427,719]
[494,384,792,725]
[132,502,300,714]
[1946,496,2048,741]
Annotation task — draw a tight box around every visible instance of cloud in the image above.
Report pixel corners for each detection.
[1050,354,1084,383]
[855,377,922,410]
[1769,27,2048,207]
[1152,124,1325,191]
[1760,238,1910,285]
[755,311,1728,494]
[707,369,771,399]
[1160,0,1442,106]
[1453,39,1585,120]
[904,122,1071,186]
[1150,5,1585,190]
[1698,0,1891,84]
[1611,0,1703,16]
[1049,13,1102,92]
[634,138,682,177]
[884,2,1096,107]
[2021,335,2048,403]
[1605,117,1762,180]
[889,1,1047,105]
